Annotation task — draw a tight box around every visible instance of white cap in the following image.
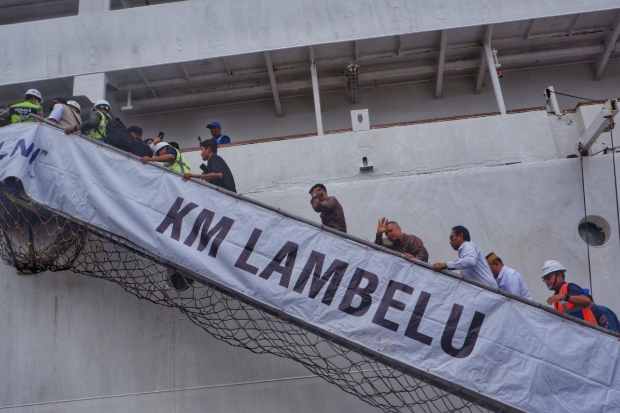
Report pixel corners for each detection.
[66,101,81,113]
[93,100,110,112]
[24,89,43,104]
[541,260,566,278]
[154,142,170,154]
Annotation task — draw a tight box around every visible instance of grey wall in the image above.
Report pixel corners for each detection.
[0,265,381,412]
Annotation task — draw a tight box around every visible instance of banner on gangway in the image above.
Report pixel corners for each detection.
[1,123,618,413]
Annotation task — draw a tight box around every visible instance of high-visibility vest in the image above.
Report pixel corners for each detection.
[90,112,111,141]
[554,283,598,325]
[10,101,42,124]
[164,148,191,174]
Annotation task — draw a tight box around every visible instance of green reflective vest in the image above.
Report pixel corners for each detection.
[10,101,42,124]
[164,148,191,174]
[90,112,111,140]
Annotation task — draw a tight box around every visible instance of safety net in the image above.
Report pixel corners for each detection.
[0,177,505,413]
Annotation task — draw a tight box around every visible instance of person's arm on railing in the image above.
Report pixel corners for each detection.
[182,172,223,182]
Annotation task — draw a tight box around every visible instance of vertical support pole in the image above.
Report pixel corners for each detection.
[474,46,487,94]
[435,30,448,99]
[475,26,491,94]
[309,46,324,136]
[545,86,560,115]
[484,26,507,115]
[264,51,283,117]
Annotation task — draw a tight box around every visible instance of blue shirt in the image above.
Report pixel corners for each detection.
[214,134,231,145]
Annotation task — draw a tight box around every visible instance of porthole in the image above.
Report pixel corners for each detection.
[578,216,611,247]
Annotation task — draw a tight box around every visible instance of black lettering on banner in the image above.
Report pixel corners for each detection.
[234,228,263,275]
[371,280,414,332]
[404,291,433,346]
[440,304,486,359]
[182,208,235,258]
[293,251,349,306]
[258,241,299,288]
[338,268,379,317]
[155,197,198,241]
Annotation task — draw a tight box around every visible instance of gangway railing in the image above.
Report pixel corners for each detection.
[0,118,618,413]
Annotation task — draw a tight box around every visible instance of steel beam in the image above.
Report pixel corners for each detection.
[484,25,506,115]
[137,69,157,97]
[524,19,536,41]
[264,51,283,117]
[223,58,233,76]
[179,62,191,81]
[579,99,619,154]
[435,30,448,99]
[568,13,581,36]
[594,14,620,80]
[102,43,616,112]
[474,36,487,94]
[309,46,324,136]
[0,42,612,110]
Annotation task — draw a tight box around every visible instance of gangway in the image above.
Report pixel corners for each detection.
[0,120,619,413]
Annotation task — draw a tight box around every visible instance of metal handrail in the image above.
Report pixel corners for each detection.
[15,114,620,339]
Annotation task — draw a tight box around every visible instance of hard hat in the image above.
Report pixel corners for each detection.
[154,142,170,154]
[93,100,110,112]
[24,89,43,104]
[541,260,566,278]
[66,100,81,113]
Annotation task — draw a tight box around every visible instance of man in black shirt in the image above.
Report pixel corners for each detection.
[182,138,236,193]
[127,126,153,157]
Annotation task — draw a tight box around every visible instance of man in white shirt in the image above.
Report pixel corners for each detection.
[485,252,532,299]
[48,97,82,129]
[431,225,497,287]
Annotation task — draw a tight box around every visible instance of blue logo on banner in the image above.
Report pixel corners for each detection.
[0,139,41,164]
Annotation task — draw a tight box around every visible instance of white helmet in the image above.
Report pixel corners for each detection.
[66,100,81,113]
[154,142,170,154]
[24,89,43,104]
[93,99,110,112]
[541,260,566,278]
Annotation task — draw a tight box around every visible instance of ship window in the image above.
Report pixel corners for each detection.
[578,216,610,247]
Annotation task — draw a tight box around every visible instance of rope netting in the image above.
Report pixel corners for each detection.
[0,178,508,413]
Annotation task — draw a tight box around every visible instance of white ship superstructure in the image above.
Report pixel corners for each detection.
[1,1,620,412]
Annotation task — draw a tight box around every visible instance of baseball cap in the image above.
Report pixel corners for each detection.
[206,122,221,129]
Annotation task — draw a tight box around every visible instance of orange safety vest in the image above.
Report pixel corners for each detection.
[554,283,598,325]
